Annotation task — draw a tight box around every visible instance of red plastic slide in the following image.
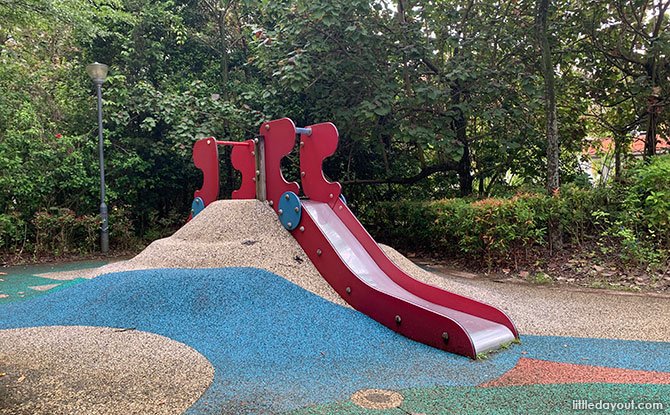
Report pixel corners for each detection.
[260,118,518,358]
[294,198,517,358]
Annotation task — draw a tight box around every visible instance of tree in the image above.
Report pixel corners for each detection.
[248,0,585,199]
[536,0,564,251]
[0,0,128,219]
[536,0,559,193]
[583,0,670,157]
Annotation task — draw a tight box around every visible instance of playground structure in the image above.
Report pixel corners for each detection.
[188,118,518,358]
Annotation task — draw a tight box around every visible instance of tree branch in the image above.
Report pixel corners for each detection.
[651,0,669,38]
[341,162,459,186]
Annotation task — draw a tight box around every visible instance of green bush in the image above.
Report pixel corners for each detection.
[556,184,609,247]
[371,193,556,266]
[431,193,551,267]
[367,185,663,268]
[588,155,670,268]
[142,208,187,242]
[625,155,670,246]
[32,208,99,256]
[366,200,438,254]
[108,205,142,251]
[0,210,27,253]
[0,203,171,261]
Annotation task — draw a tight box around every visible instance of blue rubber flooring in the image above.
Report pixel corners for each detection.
[0,260,105,304]
[0,267,667,414]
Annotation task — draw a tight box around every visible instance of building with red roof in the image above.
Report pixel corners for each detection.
[582,134,669,183]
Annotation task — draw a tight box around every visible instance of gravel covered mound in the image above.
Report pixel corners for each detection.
[91,199,349,307]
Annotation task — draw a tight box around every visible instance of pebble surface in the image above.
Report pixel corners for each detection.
[0,326,213,415]
[85,200,350,308]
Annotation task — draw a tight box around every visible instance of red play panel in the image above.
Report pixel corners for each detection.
[190,137,220,221]
[299,122,341,207]
[231,140,256,199]
[260,118,300,213]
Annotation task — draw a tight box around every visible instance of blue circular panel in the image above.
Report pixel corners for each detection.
[278,191,301,230]
[191,197,205,218]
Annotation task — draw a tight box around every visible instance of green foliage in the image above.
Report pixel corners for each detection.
[625,155,670,244]
[32,208,99,256]
[368,193,551,267]
[0,210,26,252]
[555,184,609,247]
[0,21,101,220]
[590,155,670,267]
[100,75,264,223]
[1,0,669,263]
[142,207,186,241]
[366,183,667,269]
[108,205,141,251]
[579,0,670,145]
[30,205,139,256]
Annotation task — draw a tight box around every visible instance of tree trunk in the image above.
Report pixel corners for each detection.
[645,104,658,158]
[376,128,391,175]
[614,136,622,181]
[537,0,562,250]
[218,11,229,89]
[458,137,473,196]
[450,79,472,196]
[452,110,473,196]
[644,12,663,158]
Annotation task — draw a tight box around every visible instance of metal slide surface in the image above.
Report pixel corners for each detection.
[298,200,517,357]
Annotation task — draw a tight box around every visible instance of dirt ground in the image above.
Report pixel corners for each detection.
[408,246,670,296]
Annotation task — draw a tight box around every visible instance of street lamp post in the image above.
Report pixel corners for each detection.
[86,62,109,253]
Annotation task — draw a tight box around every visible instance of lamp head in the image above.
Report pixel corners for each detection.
[86,62,109,84]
